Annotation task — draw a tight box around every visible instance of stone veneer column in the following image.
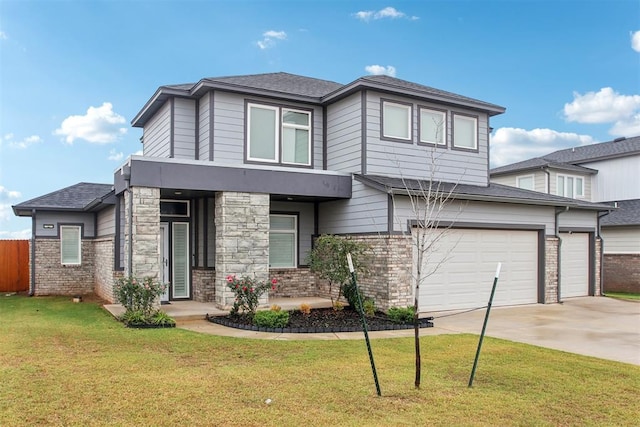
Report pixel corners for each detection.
[124,187,160,280]
[544,236,559,303]
[214,192,269,308]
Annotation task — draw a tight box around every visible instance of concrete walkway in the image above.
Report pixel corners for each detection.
[175,297,640,366]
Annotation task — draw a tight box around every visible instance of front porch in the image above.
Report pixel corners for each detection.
[103,296,334,322]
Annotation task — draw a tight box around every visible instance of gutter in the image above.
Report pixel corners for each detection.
[29,209,36,296]
[554,206,569,304]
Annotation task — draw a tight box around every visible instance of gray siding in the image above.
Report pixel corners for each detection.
[271,201,315,264]
[557,209,597,229]
[318,179,388,234]
[552,170,591,200]
[393,198,556,235]
[173,98,196,160]
[492,171,548,193]
[366,91,489,185]
[325,93,362,173]
[96,206,115,237]
[195,197,215,267]
[198,92,211,161]
[601,226,640,253]
[143,100,171,157]
[35,212,97,238]
[213,91,244,163]
[583,155,640,202]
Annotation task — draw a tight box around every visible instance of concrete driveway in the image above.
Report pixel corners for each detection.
[428,297,640,365]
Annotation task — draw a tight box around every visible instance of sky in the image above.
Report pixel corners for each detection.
[1,0,639,239]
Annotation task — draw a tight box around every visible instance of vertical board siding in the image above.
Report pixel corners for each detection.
[326,93,362,173]
[207,197,215,266]
[582,155,640,202]
[143,100,171,157]
[96,206,116,237]
[271,201,315,264]
[0,240,29,292]
[173,98,196,159]
[366,91,489,185]
[318,179,388,234]
[198,93,211,161]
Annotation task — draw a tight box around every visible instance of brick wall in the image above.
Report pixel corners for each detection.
[94,236,122,303]
[269,267,316,297]
[544,236,559,303]
[603,254,640,293]
[192,268,216,302]
[31,238,95,296]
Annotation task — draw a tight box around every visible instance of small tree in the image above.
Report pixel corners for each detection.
[306,235,370,309]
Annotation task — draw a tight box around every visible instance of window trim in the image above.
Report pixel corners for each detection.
[60,224,82,266]
[516,174,535,191]
[556,174,585,198]
[269,213,298,268]
[418,106,447,147]
[451,112,479,152]
[245,101,313,167]
[380,99,413,143]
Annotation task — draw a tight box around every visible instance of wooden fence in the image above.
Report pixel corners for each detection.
[0,240,29,293]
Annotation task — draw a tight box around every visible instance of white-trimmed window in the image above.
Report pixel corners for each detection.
[382,101,411,140]
[452,113,478,150]
[60,225,81,265]
[517,175,535,191]
[419,107,446,145]
[269,214,297,268]
[557,174,584,198]
[247,103,311,166]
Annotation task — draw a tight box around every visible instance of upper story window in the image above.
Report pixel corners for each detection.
[516,175,534,191]
[419,107,446,146]
[382,100,412,141]
[60,225,81,265]
[557,174,584,198]
[247,103,311,166]
[452,113,478,150]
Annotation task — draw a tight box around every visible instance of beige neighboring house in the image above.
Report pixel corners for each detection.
[491,136,640,293]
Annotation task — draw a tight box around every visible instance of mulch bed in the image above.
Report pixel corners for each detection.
[206,308,434,333]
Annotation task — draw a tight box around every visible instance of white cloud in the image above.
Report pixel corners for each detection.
[256,30,287,49]
[108,149,124,162]
[0,186,21,224]
[610,113,640,136]
[0,31,7,40]
[631,30,640,52]
[354,7,419,22]
[490,127,595,167]
[365,65,397,77]
[7,134,43,149]
[54,102,127,144]
[0,228,31,239]
[0,185,21,200]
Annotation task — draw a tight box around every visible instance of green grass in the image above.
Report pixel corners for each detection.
[1,295,639,426]
[606,291,640,301]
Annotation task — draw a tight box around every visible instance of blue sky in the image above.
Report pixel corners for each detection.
[1,0,639,238]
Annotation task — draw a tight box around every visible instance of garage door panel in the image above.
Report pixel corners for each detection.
[560,233,589,298]
[417,229,538,312]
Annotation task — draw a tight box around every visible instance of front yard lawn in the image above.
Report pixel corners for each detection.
[606,291,640,301]
[1,295,638,426]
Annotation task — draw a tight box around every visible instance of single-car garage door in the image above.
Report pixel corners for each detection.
[560,232,589,298]
[416,228,539,313]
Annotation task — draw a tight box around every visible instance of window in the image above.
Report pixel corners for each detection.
[382,101,411,141]
[269,214,297,268]
[160,200,190,217]
[60,225,81,265]
[247,103,311,166]
[517,175,534,191]
[452,113,478,150]
[419,107,446,145]
[556,174,584,198]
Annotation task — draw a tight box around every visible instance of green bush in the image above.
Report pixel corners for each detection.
[253,310,290,328]
[151,310,176,327]
[341,280,364,312]
[363,298,376,317]
[387,306,416,324]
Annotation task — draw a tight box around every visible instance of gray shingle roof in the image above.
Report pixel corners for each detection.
[491,136,640,175]
[600,199,640,226]
[202,72,343,98]
[13,182,114,216]
[356,174,611,210]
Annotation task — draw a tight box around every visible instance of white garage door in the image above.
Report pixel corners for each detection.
[560,232,589,298]
[416,228,539,313]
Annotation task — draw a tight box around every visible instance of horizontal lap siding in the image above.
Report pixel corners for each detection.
[144,101,171,157]
[319,179,388,234]
[601,227,640,253]
[96,206,115,237]
[365,92,489,185]
[326,93,362,173]
[213,92,244,163]
[491,171,548,193]
[35,212,97,238]
[558,209,597,229]
[199,93,211,160]
[173,98,196,160]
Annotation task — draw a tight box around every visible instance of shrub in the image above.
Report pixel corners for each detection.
[253,310,290,328]
[270,304,282,312]
[363,298,376,317]
[299,303,311,315]
[387,306,416,324]
[151,310,176,327]
[342,280,364,312]
[119,309,147,326]
[227,275,278,315]
[114,276,166,318]
[333,301,344,311]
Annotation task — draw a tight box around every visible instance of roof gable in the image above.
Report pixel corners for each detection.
[13,182,114,216]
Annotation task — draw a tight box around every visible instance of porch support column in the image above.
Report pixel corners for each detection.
[124,186,160,280]
[214,192,270,309]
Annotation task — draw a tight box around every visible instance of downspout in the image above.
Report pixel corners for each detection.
[123,167,133,277]
[29,209,36,296]
[555,206,569,304]
[542,167,551,194]
[597,207,613,296]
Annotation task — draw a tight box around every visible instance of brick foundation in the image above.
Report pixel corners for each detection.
[603,254,640,293]
[192,268,216,302]
[269,267,316,298]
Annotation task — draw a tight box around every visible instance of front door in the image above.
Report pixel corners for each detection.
[159,223,170,302]
[172,222,190,299]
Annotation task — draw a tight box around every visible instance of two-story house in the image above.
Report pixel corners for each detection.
[13,72,611,313]
[490,136,640,294]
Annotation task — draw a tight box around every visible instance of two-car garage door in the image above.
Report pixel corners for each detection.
[416,228,539,313]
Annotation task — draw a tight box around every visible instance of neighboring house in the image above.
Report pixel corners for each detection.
[13,72,611,312]
[491,136,640,293]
